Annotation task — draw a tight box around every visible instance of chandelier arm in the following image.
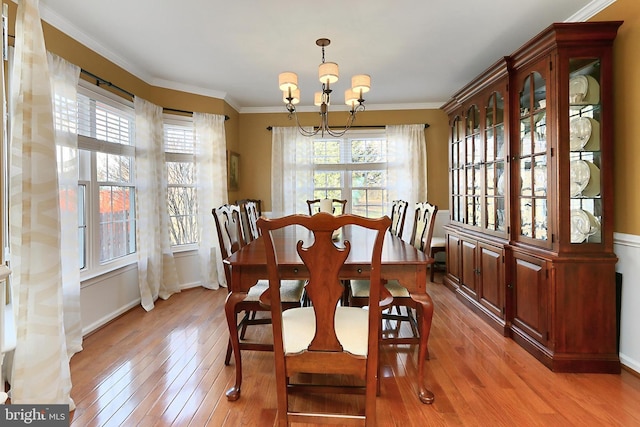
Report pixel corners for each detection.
[323,108,356,138]
[287,107,321,137]
[325,127,350,138]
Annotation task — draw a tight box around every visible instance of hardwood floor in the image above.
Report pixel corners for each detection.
[68,274,640,426]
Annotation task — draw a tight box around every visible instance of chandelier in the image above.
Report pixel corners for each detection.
[278,38,371,137]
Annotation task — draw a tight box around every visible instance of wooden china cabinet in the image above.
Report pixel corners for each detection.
[443,58,510,334]
[442,21,622,373]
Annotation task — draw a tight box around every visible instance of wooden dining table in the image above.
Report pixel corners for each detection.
[223,224,436,404]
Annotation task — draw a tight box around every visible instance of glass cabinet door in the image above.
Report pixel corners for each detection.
[518,71,548,243]
[464,106,481,227]
[450,116,464,223]
[568,58,602,244]
[484,92,506,233]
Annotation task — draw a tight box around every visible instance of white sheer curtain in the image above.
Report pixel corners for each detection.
[193,112,227,289]
[48,52,83,357]
[8,0,74,406]
[271,126,314,216]
[134,97,180,311]
[386,124,428,238]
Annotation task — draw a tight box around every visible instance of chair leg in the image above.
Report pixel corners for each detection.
[380,304,421,340]
[239,311,251,340]
[225,338,233,365]
[341,280,350,306]
[430,247,446,283]
[407,307,420,338]
[226,308,248,365]
[376,353,382,396]
[430,249,436,283]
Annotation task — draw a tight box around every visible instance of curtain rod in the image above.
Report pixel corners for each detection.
[7,33,228,119]
[266,124,429,131]
[80,69,229,120]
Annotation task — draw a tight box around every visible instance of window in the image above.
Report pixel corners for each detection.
[78,184,87,269]
[312,130,388,217]
[76,82,136,275]
[95,152,135,262]
[164,116,198,246]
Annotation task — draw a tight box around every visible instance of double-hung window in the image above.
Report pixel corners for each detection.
[312,130,389,217]
[77,82,136,276]
[164,115,198,247]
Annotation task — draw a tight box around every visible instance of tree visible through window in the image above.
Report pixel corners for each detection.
[96,152,135,262]
[164,118,198,246]
[76,85,137,272]
[312,131,388,217]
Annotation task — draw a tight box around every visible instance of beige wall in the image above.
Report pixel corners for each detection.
[593,0,640,235]
[3,0,638,235]
[35,2,241,159]
[236,109,450,212]
[6,1,448,214]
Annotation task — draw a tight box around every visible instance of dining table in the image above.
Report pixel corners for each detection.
[223,224,435,404]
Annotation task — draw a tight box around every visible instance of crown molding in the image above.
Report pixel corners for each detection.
[239,101,445,114]
[565,0,616,22]
[39,0,615,114]
[39,4,153,84]
[148,77,228,101]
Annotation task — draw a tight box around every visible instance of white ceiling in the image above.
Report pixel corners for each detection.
[38,0,609,113]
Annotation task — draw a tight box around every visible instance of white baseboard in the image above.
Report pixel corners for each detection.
[82,299,141,336]
[620,353,640,375]
[613,232,640,373]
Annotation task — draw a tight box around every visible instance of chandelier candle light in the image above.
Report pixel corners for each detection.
[278,38,370,137]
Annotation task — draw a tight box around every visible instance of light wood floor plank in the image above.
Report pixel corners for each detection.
[66,275,640,426]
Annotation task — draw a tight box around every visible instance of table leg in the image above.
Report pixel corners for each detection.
[412,291,435,404]
[224,291,247,401]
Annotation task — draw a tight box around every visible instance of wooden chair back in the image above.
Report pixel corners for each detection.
[410,202,438,252]
[306,198,348,215]
[390,199,409,238]
[235,198,262,216]
[347,202,438,347]
[236,199,261,242]
[212,204,245,284]
[213,204,306,380]
[257,212,391,426]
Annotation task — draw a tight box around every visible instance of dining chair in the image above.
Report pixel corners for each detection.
[390,199,409,239]
[235,198,262,217]
[235,199,262,242]
[257,213,391,426]
[212,204,305,367]
[429,236,446,283]
[344,199,407,310]
[350,202,438,345]
[305,198,351,306]
[306,198,348,215]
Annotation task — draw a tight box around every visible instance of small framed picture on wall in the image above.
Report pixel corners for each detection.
[228,151,240,191]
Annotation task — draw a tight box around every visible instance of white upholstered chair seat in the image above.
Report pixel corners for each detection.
[429,236,445,250]
[350,279,410,298]
[282,306,369,356]
[245,280,305,303]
